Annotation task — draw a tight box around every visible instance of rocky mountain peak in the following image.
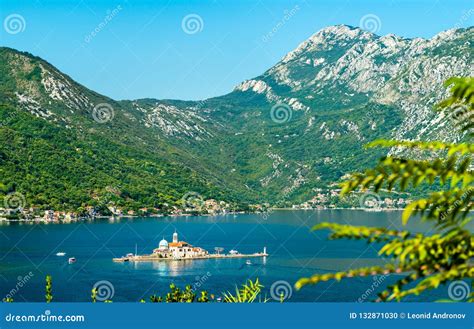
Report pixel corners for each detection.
[313,24,368,38]
[281,25,374,63]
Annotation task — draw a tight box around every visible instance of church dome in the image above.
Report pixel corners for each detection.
[159,238,169,249]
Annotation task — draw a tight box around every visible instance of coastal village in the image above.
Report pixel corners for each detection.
[0,198,235,223]
[250,188,411,212]
[289,188,412,210]
[0,188,411,223]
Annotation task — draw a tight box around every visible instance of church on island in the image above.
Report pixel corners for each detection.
[153,231,208,259]
[113,230,267,262]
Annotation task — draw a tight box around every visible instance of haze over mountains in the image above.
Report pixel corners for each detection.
[0,25,472,211]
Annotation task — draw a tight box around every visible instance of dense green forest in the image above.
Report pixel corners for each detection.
[0,104,244,213]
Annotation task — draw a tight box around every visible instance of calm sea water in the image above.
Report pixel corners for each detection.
[0,210,460,302]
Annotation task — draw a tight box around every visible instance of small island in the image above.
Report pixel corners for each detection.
[113,231,268,262]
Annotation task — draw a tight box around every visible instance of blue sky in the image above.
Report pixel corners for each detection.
[0,0,472,101]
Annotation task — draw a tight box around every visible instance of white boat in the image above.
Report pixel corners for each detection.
[229,249,239,255]
[68,257,76,264]
[56,252,66,256]
[245,259,252,265]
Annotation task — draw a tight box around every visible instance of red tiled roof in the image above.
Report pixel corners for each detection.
[168,241,191,248]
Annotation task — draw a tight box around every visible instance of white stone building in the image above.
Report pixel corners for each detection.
[153,231,208,259]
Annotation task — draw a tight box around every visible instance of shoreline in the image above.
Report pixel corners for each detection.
[271,207,404,211]
[0,208,405,223]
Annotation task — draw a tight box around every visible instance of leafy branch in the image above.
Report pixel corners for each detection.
[296,76,474,302]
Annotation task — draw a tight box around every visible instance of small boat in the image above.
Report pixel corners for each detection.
[126,253,134,258]
[56,252,66,256]
[245,259,252,265]
[68,257,76,264]
[229,249,239,255]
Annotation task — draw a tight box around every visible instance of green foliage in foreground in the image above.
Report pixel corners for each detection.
[91,287,98,303]
[149,283,208,303]
[223,278,267,303]
[45,275,53,303]
[296,77,474,302]
[147,279,264,303]
[438,77,474,136]
[3,277,265,303]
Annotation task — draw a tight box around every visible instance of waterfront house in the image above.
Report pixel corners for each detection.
[63,212,76,222]
[44,210,54,222]
[108,206,122,216]
[204,199,218,214]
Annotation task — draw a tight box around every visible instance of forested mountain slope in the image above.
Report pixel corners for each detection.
[0,25,472,211]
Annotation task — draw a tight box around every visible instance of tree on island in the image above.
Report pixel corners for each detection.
[296,77,474,302]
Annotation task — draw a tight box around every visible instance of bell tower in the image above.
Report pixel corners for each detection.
[173,230,178,243]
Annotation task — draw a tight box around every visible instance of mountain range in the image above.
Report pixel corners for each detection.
[0,25,472,213]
